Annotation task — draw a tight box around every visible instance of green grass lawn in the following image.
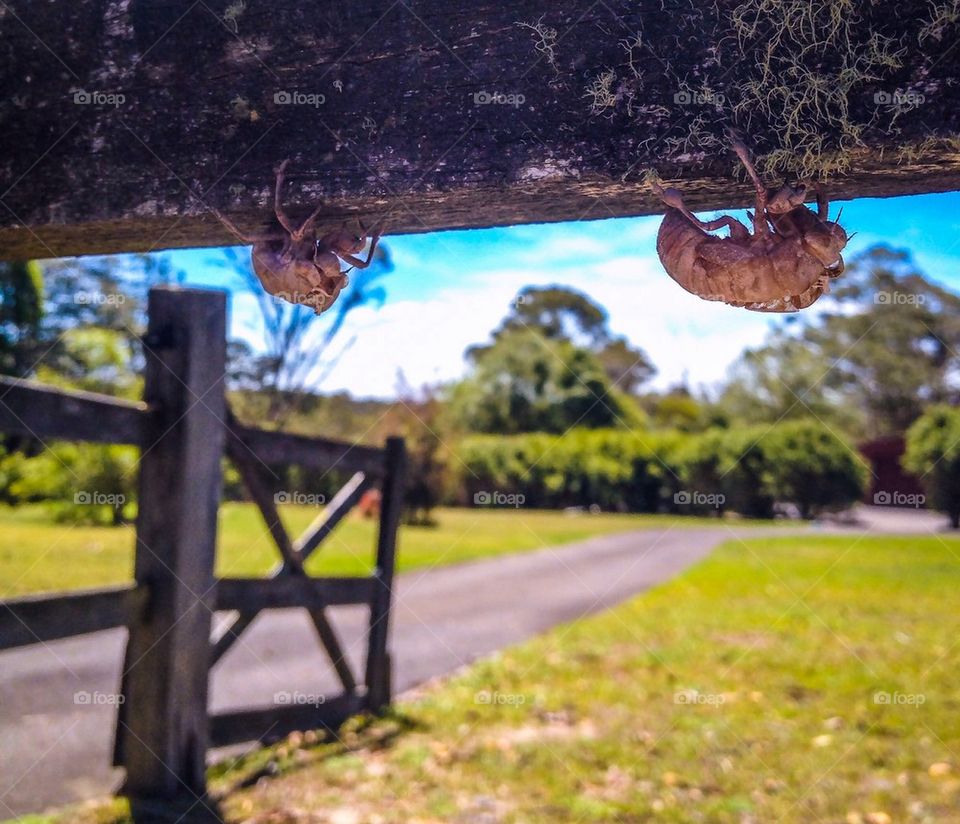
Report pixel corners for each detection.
[31,533,960,824]
[0,504,745,598]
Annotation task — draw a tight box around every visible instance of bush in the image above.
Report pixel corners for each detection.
[8,442,138,525]
[458,422,865,519]
[712,428,773,517]
[761,421,867,518]
[674,429,730,515]
[904,405,960,529]
[459,429,679,512]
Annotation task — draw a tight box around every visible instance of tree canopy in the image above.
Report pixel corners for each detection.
[452,328,638,435]
[467,285,656,395]
[720,245,960,438]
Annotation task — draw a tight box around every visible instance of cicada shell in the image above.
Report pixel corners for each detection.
[654,140,848,313]
[213,160,381,315]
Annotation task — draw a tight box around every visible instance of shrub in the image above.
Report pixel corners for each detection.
[459,429,670,511]
[904,405,960,529]
[457,422,865,519]
[675,429,730,515]
[10,442,138,525]
[712,426,778,519]
[761,421,867,518]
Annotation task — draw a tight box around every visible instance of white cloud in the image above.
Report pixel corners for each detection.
[315,250,777,398]
[316,278,528,396]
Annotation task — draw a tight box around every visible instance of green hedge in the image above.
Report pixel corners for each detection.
[904,405,960,529]
[459,421,867,518]
[459,429,683,512]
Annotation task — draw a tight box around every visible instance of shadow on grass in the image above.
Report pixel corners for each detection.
[212,709,423,798]
[87,712,423,824]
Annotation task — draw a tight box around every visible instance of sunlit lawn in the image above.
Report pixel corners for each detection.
[30,533,960,823]
[0,504,756,597]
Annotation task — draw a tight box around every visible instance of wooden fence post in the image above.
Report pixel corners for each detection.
[117,287,226,799]
[365,436,406,712]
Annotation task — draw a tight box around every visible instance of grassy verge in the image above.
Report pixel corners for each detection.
[0,504,758,597]
[31,533,960,823]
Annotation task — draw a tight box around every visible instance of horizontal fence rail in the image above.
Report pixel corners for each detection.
[0,377,384,473]
[231,424,386,477]
[0,585,143,650]
[0,376,146,445]
[215,576,376,612]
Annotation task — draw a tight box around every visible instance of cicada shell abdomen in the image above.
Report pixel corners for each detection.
[656,208,767,305]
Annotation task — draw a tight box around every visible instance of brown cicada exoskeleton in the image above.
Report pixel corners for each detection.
[213,160,382,314]
[653,139,848,312]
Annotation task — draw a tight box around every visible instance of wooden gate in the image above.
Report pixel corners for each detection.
[0,286,406,800]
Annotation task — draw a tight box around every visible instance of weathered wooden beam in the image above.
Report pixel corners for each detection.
[0,377,146,445]
[116,287,226,799]
[232,425,385,476]
[0,584,144,650]
[215,576,376,612]
[2,1,959,260]
[365,437,405,712]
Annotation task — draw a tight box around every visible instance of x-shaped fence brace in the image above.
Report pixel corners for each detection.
[201,411,406,752]
[212,415,374,693]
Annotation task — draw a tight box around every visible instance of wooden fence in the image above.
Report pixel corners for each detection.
[0,286,406,800]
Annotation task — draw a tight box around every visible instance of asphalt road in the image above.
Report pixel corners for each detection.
[0,525,731,817]
[0,507,948,818]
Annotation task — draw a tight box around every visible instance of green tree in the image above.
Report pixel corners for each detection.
[488,285,610,347]
[719,331,863,433]
[0,256,155,518]
[452,328,631,434]
[719,245,960,437]
[467,285,656,394]
[34,327,141,399]
[11,442,138,525]
[904,405,960,529]
[0,261,44,377]
[596,335,656,395]
[808,246,960,435]
[762,421,867,519]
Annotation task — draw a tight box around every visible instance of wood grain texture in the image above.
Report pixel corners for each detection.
[1,1,959,259]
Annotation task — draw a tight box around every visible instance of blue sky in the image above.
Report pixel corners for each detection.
[168,190,960,399]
